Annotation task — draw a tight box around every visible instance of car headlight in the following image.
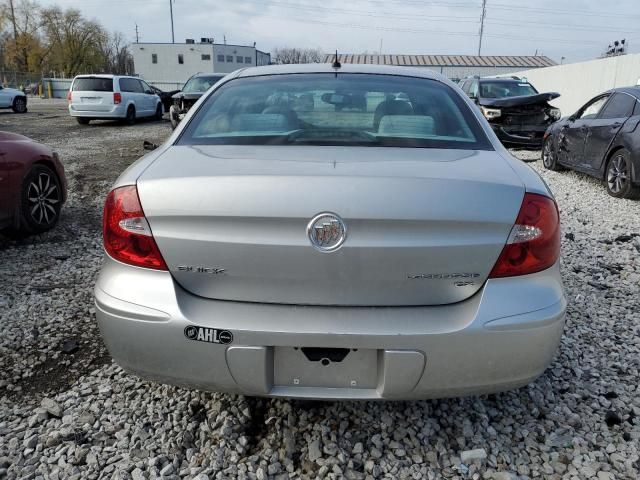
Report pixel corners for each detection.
[480,106,501,120]
[549,108,561,120]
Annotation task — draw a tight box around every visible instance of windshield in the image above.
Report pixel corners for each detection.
[479,81,537,98]
[183,75,224,93]
[73,77,113,92]
[178,73,492,150]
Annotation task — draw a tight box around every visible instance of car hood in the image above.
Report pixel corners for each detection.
[1,87,24,96]
[480,92,560,108]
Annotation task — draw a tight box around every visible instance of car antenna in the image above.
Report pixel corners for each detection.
[332,50,341,69]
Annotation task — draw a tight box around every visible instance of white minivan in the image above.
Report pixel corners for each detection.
[68,75,163,125]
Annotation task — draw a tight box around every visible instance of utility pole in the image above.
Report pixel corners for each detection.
[8,0,19,63]
[477,0,487,56]
[135,23,140,43]
[169,0,175,43]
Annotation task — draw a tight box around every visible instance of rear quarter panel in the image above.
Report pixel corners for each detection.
[616,114,640,183]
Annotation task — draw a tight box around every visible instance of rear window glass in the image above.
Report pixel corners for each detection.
[72,78,113,92]
[479,81,537,98]
[178,73,492,150]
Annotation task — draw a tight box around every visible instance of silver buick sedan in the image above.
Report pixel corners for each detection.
[95,64,565,400]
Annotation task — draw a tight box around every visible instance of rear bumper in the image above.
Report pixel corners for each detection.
[95,256,566,400]
[68,104,126,119]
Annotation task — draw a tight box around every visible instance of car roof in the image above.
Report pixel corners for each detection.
[191,72,226,78]
[610,86,640,97]
[479,78,528,83]
[234,63,450,83]
[73,75,137,80]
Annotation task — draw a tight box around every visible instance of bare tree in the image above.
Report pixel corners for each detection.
[40,6,109,76]
[273,47,323,65]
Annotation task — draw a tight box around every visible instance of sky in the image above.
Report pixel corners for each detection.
[37,0,640,63]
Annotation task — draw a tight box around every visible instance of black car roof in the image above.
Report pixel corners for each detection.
[610,86,640,97]
[478,78,529,84]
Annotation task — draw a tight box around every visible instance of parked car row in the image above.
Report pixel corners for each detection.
[459,75,640,199]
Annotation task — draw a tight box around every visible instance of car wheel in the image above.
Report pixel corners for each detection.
[542,136,563,171]
[125,106,136,125]
[19,164,62,234]
[12,96,27,114]
[155,103,164,121]
[605,149,640,199]
[169,105,179,130]
[76,117,90,125]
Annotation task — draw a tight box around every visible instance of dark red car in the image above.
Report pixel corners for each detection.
[0,132,67,235]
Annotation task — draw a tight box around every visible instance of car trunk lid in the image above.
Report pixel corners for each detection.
[137,145,524,306]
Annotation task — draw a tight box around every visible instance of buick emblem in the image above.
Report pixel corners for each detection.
[307,212,347,252]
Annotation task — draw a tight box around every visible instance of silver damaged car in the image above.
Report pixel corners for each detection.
[95,64,566,400]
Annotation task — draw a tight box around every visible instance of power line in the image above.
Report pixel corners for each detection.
[478,0,487,55]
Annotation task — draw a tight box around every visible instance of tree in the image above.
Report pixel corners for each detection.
[40,6,109,76]
[0,1,135,79]
[273,47,323,65]
[1,0,40,71]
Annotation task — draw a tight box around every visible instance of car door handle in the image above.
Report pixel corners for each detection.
[611,122,622,128]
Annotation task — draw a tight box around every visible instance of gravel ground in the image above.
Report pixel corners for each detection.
[1,104,639,479]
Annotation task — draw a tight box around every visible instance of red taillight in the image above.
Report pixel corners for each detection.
[103,186,167,270]
[489,193,560,278]
[66,90,72,103]
[113,92,122,104]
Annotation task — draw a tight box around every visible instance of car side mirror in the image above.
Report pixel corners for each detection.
[145,90,154,95]
[568,114,577,122]
[143,140,159,151]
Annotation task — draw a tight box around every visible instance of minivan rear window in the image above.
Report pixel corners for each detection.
[72,78,113,92]
[178,73,493,150]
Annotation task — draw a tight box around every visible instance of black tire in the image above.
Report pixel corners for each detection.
[542,136,563,171]
[155,103,164,121]
[605,149,640,199]
[125,106,136,125]
[169,105,179,130]
[12,96,27,114]
[18,164,63,234]
[76,117,90,125]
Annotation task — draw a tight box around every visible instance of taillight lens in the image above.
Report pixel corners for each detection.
[489,193,560,278]
[113,92,122,104]
[103,186,167,270]
[66,90,72,103]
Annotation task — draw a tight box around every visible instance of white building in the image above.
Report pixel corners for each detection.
[132,39,271,87]
[323,54,557,82]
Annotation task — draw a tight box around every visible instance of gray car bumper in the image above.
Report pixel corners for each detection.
[95,256,566,400]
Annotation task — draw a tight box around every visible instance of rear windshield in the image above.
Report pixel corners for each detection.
[480,81,537,98]
[178,73,492,150]
[183,76,224,93]
[72,77,113,92]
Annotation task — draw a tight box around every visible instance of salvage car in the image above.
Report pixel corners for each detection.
[169,72,225,129]
[95,64,565,400]
[542,87,640,199]
[460,76,561,148]
[0,132,66,234]
[149,85,180,113]
[0,84,28,113]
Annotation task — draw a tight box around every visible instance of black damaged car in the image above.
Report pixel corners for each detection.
[170,72,225,129]
[460,76,561,148]
[542,87,640,199]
